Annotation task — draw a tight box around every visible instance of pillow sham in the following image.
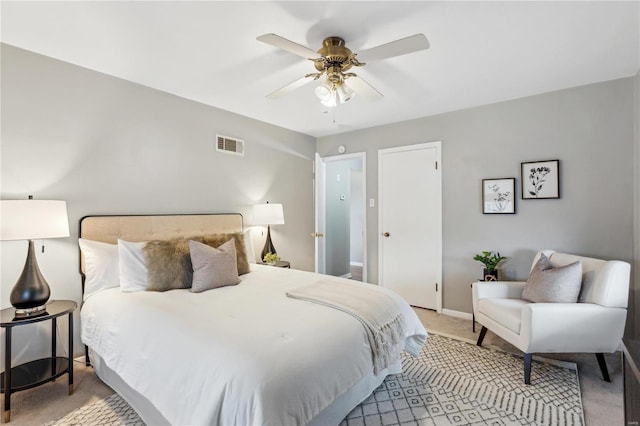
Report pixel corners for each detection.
[199,233,250,275]
[118,239,149,292]
[190,239,240,293]
[78,238,120,300]
[522,253,582,303]
[144,238,193,292]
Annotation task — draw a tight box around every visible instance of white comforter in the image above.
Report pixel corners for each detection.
[81,265,427,425]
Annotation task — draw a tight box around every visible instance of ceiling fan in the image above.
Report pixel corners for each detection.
[257,33,430,107]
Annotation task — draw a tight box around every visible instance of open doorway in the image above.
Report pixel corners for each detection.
[314,152,367,282]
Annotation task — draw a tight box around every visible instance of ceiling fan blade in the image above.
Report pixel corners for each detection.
[357,34,429,62]
[347,75,383,101]
[257,33,322,60]
[266,75,317,99]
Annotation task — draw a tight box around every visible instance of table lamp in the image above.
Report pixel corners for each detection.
[252,202,284,262]
[1,197,70,316]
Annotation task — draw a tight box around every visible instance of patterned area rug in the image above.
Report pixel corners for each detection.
[43,333,583,426]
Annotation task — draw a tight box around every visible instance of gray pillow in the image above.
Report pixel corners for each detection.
[190,239,240,293]
[522,253,582,303]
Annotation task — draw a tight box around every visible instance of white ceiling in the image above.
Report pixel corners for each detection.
[2,1,639,138]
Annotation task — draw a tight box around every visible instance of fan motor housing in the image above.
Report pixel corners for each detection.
[315,37,354,73]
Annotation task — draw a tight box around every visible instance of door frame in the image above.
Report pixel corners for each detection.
[378,141,442,312]
[314,152,368,283]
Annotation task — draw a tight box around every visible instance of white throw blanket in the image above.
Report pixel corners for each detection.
[287,279,406,374]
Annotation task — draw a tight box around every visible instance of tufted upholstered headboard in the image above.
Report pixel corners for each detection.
[78,213,243,280]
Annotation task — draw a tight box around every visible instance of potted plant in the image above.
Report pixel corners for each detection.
[263,252,280,266]
[473,251,506,281]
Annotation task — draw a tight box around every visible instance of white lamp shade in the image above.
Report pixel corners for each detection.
[1,200,70,241]
[252,203,285,226]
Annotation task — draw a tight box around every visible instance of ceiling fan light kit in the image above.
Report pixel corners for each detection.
[315,81,333,101]
[257,33,429,107]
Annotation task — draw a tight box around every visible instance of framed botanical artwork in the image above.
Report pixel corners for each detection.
[482,178,516,214]
[521,160,560,199]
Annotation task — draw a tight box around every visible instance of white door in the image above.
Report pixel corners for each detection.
[378,142,441,310]
[314,153,326,274]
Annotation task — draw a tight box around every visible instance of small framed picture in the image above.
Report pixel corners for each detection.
[482,178,516,214]
[521,160,560,199]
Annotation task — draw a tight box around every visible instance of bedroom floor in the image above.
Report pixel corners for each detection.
[4,308,623,426]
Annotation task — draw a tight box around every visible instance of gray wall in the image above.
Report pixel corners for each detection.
[0,44,316,363]
[318,78,636,314]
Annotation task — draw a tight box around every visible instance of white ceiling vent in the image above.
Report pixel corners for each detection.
[216,134,244,156]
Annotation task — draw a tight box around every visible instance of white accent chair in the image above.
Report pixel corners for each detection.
[472,250,630,384]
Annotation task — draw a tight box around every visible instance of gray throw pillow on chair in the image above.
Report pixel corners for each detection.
[522,253,582,303]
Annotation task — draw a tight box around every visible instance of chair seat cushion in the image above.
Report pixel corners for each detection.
[478,298,531,333]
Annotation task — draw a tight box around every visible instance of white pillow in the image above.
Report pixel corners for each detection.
[118,239,148,292]
[78,238,120,300]
[243,229,256,264]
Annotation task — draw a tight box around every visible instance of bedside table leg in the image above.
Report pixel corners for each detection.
[51,317,57,379]
[4,328,11,423]
[68,312,74,395]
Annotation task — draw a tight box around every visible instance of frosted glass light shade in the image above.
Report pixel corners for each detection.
[320,93,337,108]
[315,81,333,101]
[336,83,355,103]
[252,203,285,226]
[1,200,70,241]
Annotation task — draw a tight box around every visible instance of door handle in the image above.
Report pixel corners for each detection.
[383,232,390,237]
[310,232,325,238]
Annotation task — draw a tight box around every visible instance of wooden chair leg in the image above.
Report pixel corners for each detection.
[85,345,91,367]
[524,353,532,385]
[596,353,611,382]
[476,326,488,346]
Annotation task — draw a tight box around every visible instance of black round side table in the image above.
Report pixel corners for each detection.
[1,300,76,423]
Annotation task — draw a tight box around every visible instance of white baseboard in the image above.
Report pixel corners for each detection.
[441,308,473,321]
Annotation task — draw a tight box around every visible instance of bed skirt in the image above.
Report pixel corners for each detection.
[89,348,400,426]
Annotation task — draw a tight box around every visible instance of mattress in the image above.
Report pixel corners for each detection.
[81,264,427,425]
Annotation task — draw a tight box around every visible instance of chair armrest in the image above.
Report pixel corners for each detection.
[521,303,627,353]
[473,281,525,299]
[472,281,525,316]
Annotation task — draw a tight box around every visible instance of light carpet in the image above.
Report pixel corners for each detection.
[43,334,584,426]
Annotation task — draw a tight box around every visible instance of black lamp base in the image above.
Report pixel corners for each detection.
[260,225,277,262]
[10,240,51,314]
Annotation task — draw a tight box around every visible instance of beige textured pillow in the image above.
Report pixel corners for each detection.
[143,233,249,292]
[144,238,193,292]
[199,233,250,275]
[190,239,240,293]
[522,253,582,303]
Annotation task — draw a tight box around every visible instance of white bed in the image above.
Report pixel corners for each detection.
[79,214,427,425]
